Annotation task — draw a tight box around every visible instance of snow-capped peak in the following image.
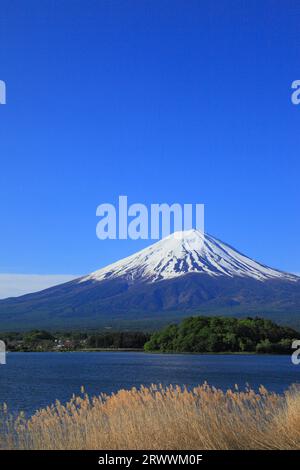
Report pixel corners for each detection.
[81,230,298,284]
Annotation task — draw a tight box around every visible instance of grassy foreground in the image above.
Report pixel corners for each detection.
[1,383,300,450]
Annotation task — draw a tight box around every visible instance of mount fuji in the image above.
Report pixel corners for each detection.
[82,230,297,284]
[0,230,299,330]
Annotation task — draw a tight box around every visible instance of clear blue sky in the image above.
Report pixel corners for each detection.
[0,0,299,280]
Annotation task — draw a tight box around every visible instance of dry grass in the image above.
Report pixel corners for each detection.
[1,383,300,450]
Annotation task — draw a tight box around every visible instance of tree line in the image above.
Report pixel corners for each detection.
[1,316,298,353]
[0,330,150,351]
[144,316,299,354]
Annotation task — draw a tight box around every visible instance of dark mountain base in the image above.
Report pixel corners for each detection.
[0,273,299,331]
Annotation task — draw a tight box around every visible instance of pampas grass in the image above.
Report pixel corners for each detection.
[1,383,299,450]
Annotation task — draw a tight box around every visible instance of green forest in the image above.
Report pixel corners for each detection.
[1,316,298,354]
[0,330,149,352]
[144,316,299,354]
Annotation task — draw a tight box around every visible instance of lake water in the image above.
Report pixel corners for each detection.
[0,352,299,415]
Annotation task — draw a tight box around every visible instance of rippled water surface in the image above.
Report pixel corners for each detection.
[0,352,299,415]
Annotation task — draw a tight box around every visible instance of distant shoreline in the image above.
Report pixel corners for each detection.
[5,349,289,355]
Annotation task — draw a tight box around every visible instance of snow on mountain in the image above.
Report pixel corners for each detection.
[81,230,297,284]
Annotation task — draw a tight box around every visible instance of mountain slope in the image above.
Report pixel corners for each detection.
[0,230,299,330]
